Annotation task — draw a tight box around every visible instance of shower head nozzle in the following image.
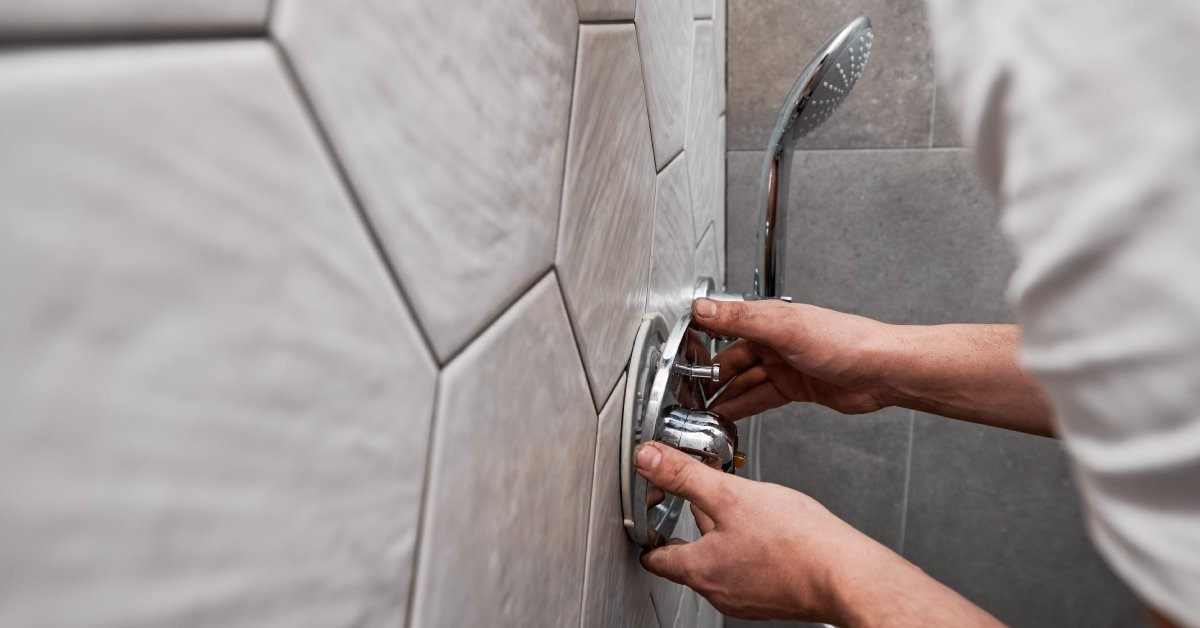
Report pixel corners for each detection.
[754,16,874,300]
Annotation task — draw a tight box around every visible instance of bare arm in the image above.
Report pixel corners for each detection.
[695,298,1055,437]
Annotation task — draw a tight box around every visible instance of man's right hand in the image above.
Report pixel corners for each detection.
[695,298,900,420]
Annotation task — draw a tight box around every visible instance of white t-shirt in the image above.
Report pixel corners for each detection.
[926,0,1200,624]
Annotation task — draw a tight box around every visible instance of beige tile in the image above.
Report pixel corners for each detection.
[414,274,595,627]
[577,0,635,21]
[0,42,436,627]
[635,0,694,170]
[687,20,722,243]
[557,24,656,407]
[649,155,697,323]
[582,376,660,628]
[275,0,578,362]
[0,0,266,37]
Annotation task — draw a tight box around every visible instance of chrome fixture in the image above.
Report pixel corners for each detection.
[621,313,741,548]
[754,16,873,300]
[621,17,874,547]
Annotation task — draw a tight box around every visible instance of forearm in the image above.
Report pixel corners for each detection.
[828,536,1002,627]
[873,324,1055,437]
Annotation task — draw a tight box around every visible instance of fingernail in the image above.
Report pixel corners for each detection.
[694,298,717,319]
[635,443,662,471]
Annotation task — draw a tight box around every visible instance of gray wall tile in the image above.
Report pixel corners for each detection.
[728,148,1013,324]
[636,0,694,170]
[0,0,267,38]
[578,0,635,21]
[727,0,934,150]
[0,42,437,627]
[276,0,578,362]
[688,20,723,243]
[760,406,912,551]
[932,85,964,147]
[558,23,657,408]
[904,414,1145,627]
[414,274,596,627]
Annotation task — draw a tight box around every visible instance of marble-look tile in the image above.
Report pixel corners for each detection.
[649,155,697,323]
[688,20,722,242]
[727,0,935,150]
[582,375,659,628]
[716,114,727,286]
[0,0,266,38]
[695,222,721,288]
[0,42,436,627]
[673,588,700,628]
[414,274,595,627]
[904,414,1144,626]
[697,597,723,628]
[557,24,656,407]
[635,0,694,170]
[577,0,634,21]
[715,0,727,114]
[275,0,577,362]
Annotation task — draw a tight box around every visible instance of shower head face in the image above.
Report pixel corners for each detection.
[772,16,874,148]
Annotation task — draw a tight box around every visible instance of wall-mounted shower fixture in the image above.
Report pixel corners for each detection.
[621,313,740,548]
[622,17,873,548]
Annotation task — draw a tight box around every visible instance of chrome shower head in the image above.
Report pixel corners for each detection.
[754,16,874,299]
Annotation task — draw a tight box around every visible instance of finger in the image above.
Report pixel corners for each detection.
[710,381,790,421]
[691,502,716,535]
[714,364,771,403]
[640,539,698,585]
[635,442,732,517]
[646,485,665,508]
[693,298,799,349]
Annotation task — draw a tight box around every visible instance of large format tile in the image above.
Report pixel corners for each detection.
[582,375,659,628]
[694,0,712,19]
[577,0,634,21]
[760,406,912,551]
[715,0,727,114]
[687,20,722,242]
[558,24,656,407]
[932,86,964,147]
[648,155,696,323]
[695,222,721,288]
[673,588,699,628]
[0,42,436,627]
[727,0,935,150]
[727,149,1013,323]
[275,0,577,362]
[635,0,693,170]
[414,274,595,627]
[904,414,1145,626]
[716,114,727,284]
[0,1,267,38]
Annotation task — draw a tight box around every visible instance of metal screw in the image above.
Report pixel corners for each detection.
[672,362,721,381]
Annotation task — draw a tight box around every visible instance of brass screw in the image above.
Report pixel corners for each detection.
[733,451,747,470]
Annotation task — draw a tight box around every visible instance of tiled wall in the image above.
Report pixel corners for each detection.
[0,2,726,627]
[725,1,1144,626]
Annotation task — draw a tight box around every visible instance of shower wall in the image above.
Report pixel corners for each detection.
[0,2,726,627]
[724,0,1144,626]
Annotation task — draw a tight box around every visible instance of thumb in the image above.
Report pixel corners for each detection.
[635,442,731,518]
[640,539,696,585]
[692,298,795,348]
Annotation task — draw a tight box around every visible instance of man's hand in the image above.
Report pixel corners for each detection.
[635,441,1003,625]
[695,298,1056,436]
[696,298,898,420]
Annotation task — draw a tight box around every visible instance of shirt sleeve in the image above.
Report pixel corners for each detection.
[925,0,1200,623]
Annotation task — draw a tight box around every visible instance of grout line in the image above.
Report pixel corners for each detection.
[579,19,635,25]
[269,39,439,362]
[897,409,916,556]
[631,18,663,174]
[404,376,442,628]
[0,31,263,49]
[552,270,607,412]
[435,264,553,367]
[553,24,583,275]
